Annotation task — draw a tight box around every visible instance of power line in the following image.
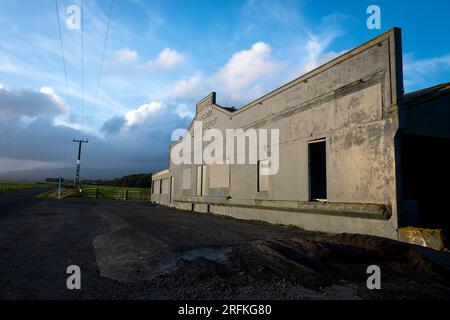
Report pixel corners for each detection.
[91,0,114,121]
[81,0,85,124]
[55,0,72,112]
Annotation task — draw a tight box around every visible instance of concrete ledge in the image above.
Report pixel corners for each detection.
[193,203,209,213]
[172,199,391,220]
[208,204,397,239]
[174,202,193,211]
[158,200,397,239]
[398,227,448,251]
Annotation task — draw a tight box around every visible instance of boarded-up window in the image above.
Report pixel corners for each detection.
[196,165,207,196]
[182,168,191,189]
[154,180,161,194]
[258,160,270,192]
[209,164,230,188]
[196,166,204,196]
[161,178,169,194]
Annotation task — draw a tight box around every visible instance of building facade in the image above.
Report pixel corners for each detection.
[151,28,450,240]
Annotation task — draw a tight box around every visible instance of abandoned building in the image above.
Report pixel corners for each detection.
[151,28,450,241]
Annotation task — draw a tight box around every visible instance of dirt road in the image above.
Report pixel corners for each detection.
[0,190,449,299]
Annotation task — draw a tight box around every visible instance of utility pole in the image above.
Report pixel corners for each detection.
[58,177,62,199]
[73,138,88,189]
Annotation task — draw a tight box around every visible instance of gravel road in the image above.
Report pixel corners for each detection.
[1,190,449,300]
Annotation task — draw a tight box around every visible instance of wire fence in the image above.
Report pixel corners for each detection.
[0,183,44,193]
[80,187,151,201]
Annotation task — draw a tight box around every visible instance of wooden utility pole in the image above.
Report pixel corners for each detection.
[73,138,88,188]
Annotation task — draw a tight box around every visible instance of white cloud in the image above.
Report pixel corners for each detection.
[174,103,195,118]
[170,22,345,107]
[124,101,164,127]
[140,48,184,71]
[171,42,283,105]
[172,74,207,100]
[114,48,139,63]
[107,47,184,74]
[40,86,68,113]
[214,42,282,98]
[154,48,184,69]
[288,26,345,79]
[302,33,337,72]
[403,53,450,91]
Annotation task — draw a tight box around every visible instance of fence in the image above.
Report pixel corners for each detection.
[0,183,42,193]
[80,187,151,201]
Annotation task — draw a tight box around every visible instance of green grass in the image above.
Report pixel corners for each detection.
[80,185,151,200]
[0,182,48,193]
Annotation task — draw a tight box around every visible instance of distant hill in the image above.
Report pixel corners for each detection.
[84,173,152,188]
[111,173,152,188]
[0,167,152,182]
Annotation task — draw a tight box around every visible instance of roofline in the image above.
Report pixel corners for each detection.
[403,81,450,109]
[185,102,234,133]
[177,28,402,142]
[152,169,170,178]
[404,81,450,97]
[230,27,402,115]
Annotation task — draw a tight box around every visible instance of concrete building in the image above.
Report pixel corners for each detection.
[151,28,450,241]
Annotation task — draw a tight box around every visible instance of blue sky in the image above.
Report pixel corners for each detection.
[0,0,449,178]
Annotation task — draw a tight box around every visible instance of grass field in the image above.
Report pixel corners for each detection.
[0,182,48,193]
[80,185,151,200]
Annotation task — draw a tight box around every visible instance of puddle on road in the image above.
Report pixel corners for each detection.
[178,247,233,263]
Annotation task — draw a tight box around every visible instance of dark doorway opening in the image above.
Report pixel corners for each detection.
[401,133,450,235]
[309,141,327,201]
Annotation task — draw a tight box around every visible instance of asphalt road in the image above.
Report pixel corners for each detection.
[1,189,449,300]
[0,188,50,220]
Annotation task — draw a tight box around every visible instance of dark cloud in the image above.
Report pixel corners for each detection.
[0,102,193,177]
[0,87,66,117]
[101,116,126,134]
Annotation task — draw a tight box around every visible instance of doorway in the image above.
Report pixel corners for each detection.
[401,133,450,234]
[309,140,327,201]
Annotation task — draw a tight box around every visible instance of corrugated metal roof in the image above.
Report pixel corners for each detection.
[403,82,450,108]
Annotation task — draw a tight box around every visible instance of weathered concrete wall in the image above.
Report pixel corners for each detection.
[151,170,172,205]
[160,29,404,240]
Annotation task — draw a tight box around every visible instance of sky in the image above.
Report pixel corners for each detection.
[0,0,449,179]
